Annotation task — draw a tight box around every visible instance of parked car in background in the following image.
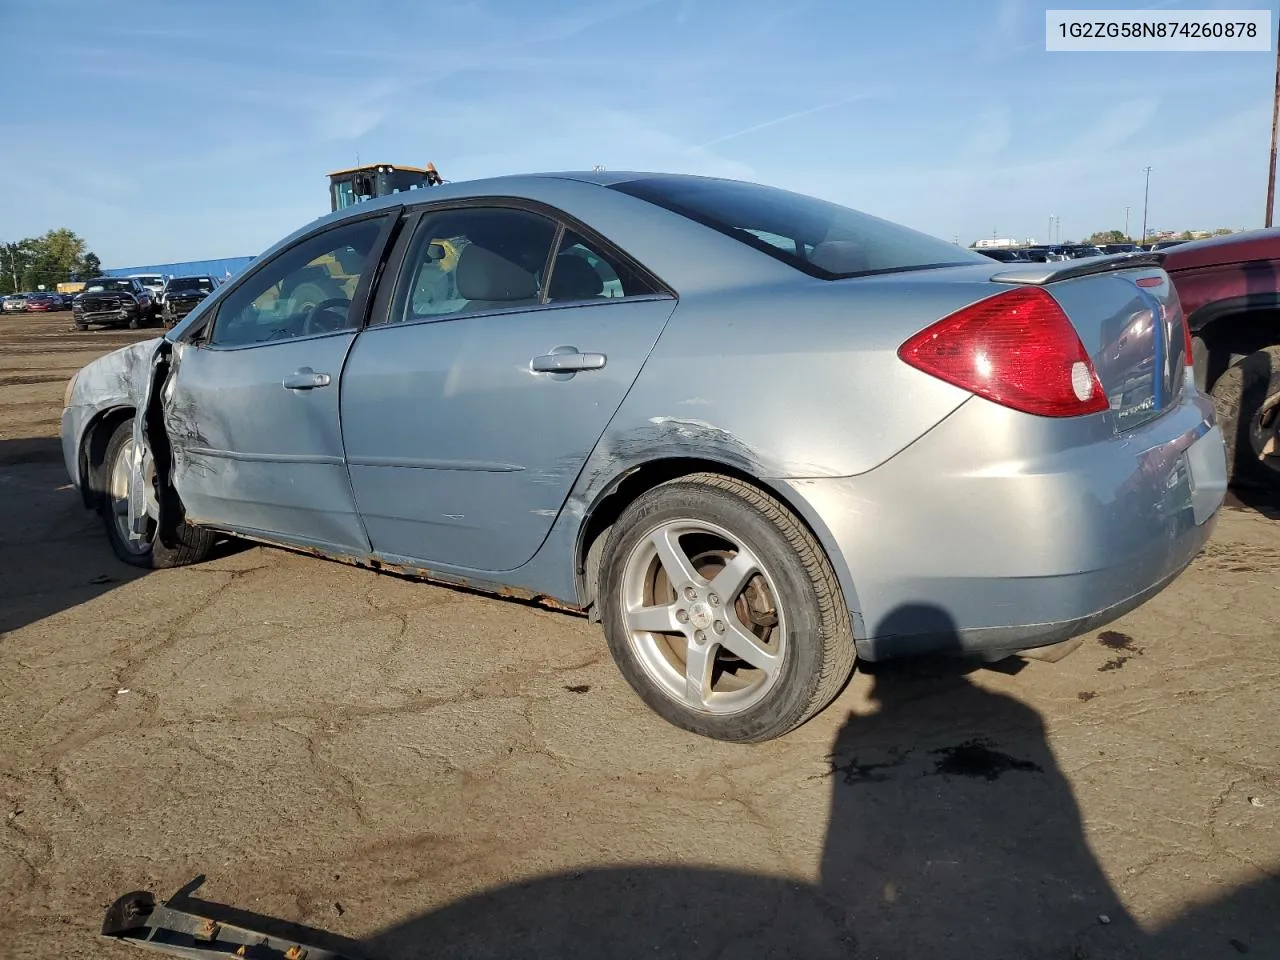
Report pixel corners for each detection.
[1060,244,1106,259]
[72,277,154,330]
[23,292,63,312]
[1151,239,1190,251]
[1100,243,1140,255]
[160,275,218,326]
[60,171,1226,742]
[3,293,31,312]
[1163,229,1280,489]
[1025,245,1070,262]
[975,248,1031,262]
[129,273,166,320]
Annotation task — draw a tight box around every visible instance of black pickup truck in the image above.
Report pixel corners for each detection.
[72,277,155,330]
[160,275,218,327]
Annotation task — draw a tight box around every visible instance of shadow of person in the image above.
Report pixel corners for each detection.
[358,604,1144,959]
[117,605,1268,958]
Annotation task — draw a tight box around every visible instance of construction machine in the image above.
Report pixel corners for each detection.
[326,162,444,212]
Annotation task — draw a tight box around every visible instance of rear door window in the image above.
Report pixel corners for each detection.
[393,207,558,323]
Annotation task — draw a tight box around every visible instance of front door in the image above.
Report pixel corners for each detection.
[165,214,392,553]
[341,206,676,572]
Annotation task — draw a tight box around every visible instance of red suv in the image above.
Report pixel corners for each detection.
[1165,229,1280,489]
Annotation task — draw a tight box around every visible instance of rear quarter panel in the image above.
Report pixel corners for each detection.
[577,269,1004,489]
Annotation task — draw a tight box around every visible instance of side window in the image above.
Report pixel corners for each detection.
[210,217,386,348]
[395,208,557,323]
[547,230,659,302]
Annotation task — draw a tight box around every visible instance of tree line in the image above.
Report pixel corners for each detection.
[969,227,1238,248]
[1083,228,1235,245]
[0,229,102,295]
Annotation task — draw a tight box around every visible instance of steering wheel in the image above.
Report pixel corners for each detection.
[300,297,352,336]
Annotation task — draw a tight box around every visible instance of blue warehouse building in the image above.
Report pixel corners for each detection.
[104,255,256,283]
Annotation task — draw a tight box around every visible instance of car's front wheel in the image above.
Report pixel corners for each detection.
[599,473,855,742]
[99,417,217,569]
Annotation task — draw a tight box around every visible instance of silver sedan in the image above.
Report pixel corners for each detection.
[61,172,1227,742]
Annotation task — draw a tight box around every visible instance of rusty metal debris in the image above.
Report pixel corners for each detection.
[101,875,359,959]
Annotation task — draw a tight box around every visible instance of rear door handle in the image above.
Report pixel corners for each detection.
[530,351,607,373]
[283,367,332,390]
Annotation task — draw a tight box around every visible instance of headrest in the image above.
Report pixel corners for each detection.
[808,240,870,275]
[548,254,604,301]
[455,244,538,302]
[331,245,365,275]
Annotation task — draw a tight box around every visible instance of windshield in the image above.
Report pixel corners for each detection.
[83,279,136,293]
[167,277,214,293]
[609,175,985,279]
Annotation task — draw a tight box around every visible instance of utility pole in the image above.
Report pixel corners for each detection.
[1141,166,1152,244]
[1267,14,1280,226]
[1048,214,1054,245]
[1125,205,1131,239]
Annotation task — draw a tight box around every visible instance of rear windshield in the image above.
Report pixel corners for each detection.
[608,175,985,279]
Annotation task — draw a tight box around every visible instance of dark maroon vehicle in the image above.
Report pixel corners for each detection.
[23,293,62,312]
[1164,229,1280,489]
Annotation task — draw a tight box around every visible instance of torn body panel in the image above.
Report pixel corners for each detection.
[60,336,167,509]
[162,336,371,554]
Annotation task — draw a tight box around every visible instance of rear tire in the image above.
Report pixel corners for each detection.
[1210,345,1280,490]
[99,417,217,569]
[598,473,855,743]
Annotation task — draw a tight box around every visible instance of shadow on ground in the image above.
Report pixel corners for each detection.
[106,605,1278,960]
[0,437,245,635]
[1225,484,1280,520]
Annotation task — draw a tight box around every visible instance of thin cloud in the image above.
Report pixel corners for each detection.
[698,93,875,148]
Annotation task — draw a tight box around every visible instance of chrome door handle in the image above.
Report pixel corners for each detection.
[531,351,606,373]
[283,367,332,390]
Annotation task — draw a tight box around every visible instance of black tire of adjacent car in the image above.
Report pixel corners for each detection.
[99,417,218,569]
[1209,345,1280,490]
[598,473,856,743]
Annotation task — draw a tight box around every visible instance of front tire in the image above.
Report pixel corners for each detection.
[599,473,855,743]
[99,417,217,569]
[1210,345,1280,490]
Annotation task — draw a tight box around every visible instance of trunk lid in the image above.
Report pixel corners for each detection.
[987,254,1186,431]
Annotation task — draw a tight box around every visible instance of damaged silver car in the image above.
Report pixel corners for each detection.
[61,172,1228,742]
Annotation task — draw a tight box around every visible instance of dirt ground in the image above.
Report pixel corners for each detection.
[1,309,1277,960]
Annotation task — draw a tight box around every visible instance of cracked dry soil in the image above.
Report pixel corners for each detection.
[2,313,1278,960]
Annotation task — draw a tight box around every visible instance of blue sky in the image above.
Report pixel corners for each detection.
[0,0,1274,265]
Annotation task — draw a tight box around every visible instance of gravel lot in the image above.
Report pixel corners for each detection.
[2,310,1277,959]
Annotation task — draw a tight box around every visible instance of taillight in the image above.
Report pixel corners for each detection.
[898,286,1109,418]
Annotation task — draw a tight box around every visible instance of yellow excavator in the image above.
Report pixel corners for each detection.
[326,161,444,212]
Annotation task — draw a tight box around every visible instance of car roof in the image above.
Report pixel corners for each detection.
[250,171,747,273]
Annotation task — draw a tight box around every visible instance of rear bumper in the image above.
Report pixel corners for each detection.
[785,384,1226,661]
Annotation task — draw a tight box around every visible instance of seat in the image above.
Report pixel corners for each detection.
[808,240,871,275]
[547,254,605,302]
[454,244,540,311]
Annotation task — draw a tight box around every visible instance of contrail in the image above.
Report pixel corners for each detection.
[698,93,874,148]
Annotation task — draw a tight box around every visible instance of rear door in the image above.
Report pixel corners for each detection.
[164,211,396,552]
[341,204,677,572]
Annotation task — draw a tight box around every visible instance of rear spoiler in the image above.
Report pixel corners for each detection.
[989,251,1166,286]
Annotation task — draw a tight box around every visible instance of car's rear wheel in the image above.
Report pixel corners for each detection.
[99,417,217,569]
[1210,345,1280,490]
[599,473,855,742]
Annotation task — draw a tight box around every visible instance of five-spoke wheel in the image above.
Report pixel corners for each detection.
[600,473,855,742]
